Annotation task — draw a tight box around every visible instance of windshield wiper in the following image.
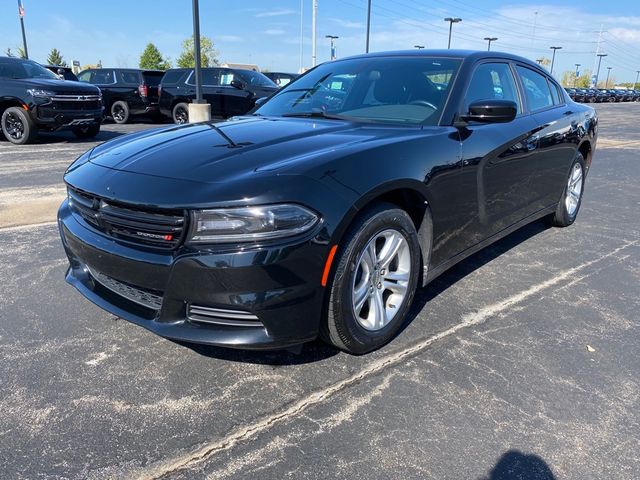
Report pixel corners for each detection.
[281,110,347,120]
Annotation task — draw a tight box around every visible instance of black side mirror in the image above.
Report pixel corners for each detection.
[456,99,517,125]
[254,96,268,107]
[230,79,245,90]
[57,68,65,75]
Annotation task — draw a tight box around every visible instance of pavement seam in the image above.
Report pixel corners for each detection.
[136,239,638,480]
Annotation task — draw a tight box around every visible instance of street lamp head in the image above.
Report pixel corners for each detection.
[414,45,425,49]
[597,53,607,58]
[550,46,562,50]
[484,37,498,41]
[444,17,462,23]
[325,35,339,40]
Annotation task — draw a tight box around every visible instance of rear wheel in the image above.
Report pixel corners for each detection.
[549,153,585,227]
[322,203,422,354]
[1,106,37,145]
[72,124,100,139]
[172,102,189,124]
[110,101,130,124]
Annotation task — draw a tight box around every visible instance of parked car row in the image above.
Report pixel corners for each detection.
[565,87,640,103]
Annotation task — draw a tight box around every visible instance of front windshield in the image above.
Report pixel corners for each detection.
[237,70,276,88]
[0,59,58,79]
[255,56,462,125]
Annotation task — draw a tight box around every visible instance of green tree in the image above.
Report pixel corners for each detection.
[560,69,592,88]
[17,47,27,59]
[176,36,219,68]
[139,43,171,70]
[46,48,67,67]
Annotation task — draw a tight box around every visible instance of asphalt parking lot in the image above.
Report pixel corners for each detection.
[1,105,639,479]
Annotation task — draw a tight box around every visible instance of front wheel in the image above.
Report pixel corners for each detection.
[72,124,100,139]
[1,106,38,145]
[549,153,585,227]
[322,203,422,354]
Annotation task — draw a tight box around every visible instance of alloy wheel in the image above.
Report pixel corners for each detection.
[112,105,125,122]
[565,162,583,217]
[3,112,24,140]
[175,107,188,124]
[351,229,411,331]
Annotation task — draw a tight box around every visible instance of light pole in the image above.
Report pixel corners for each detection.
[326,35,339,61]
[414,45,425,49]
[634,70,640,90]
[365,0,372,53]
[605,66,612,88]
[595,53,607,88]
[574,63,581,87]
[444,17,462,49]
[549,46,562,75]
[536,58,544,65]
[484,37,497,51]
[188,0,210,122]
[311,0,318,66]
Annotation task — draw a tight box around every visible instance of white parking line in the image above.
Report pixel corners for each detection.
[136,240,638,480]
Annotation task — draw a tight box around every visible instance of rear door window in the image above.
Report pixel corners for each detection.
[516,66,554,112]
[92,70,115,85]
[119,71,140,84]
[161,70,185,85]
[77,71,91,82]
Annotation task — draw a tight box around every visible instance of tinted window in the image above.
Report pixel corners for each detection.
[236,70,276,88]
[516,66,553,111]
[464,62,520,113]
[219,70,236,86]
[119,71,140,84]
[92,70,115,84]
[143,72,163,86]
[549,82,561,104]
[187,69,220,86]
[161,70,186,84]
[77,71,91,82]
[0,59,57,79]
[256,56,462,125]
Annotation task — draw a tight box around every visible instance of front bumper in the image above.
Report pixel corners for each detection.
[32,105,103,131]
[58,199,327,350]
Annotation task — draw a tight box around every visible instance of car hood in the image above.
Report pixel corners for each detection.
[20,78,101,94]
[87,116,426,184]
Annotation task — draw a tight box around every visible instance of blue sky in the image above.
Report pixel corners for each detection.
[2,0,640,83]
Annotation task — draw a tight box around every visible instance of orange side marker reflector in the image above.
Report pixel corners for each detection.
[22,103,29,110]
[321,245,338,287]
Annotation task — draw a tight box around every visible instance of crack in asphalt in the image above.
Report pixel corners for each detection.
[135,239,638,480]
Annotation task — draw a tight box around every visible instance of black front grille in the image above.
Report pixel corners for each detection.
[68,188,187,249]
[49,99,103,111]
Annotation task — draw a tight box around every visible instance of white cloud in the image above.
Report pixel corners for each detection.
[330,18,365,29]
[255,9,295,18]
[217,35,243,43]
[264,29,286,36]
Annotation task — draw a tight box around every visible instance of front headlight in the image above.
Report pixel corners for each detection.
[26,89,55,98]
[188,204,319,244]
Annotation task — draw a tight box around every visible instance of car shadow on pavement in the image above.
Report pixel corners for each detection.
[177,219,550,365]
[402,218,551,335]
[481,450,557,479]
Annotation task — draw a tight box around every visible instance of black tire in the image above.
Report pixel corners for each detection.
[321,203,422,354]
[110,101,130,124]
[72,124,100,139]
[1,106,38,145]
[172,102,189,124]
[549,153,586,227]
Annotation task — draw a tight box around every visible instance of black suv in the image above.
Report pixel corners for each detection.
[0,56,102,144]
[77,68,164,124]
[44,65,79,81]
[159,67,277,123]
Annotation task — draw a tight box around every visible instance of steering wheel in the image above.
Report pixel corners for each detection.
[409,99,438,110]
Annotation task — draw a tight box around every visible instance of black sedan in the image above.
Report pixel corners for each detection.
[58,50,597,354]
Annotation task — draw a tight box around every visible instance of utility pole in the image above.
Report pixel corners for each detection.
[634,70,640,90]
[444,17,462,49]
[531,11,538,47]
[595,53,607,88]
[326,35,339,61]
[591,24,604,87]
[365,0,372,53]
[17,0,28,59]
[605,66,612,88]
[549,46,562,75]
[484,37,497,51]
[574,63,581,87]
[312,0,318,66]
